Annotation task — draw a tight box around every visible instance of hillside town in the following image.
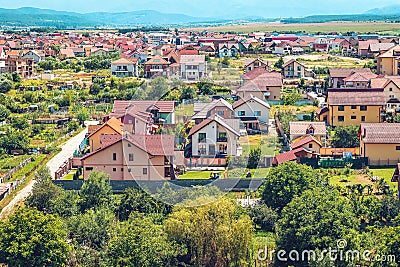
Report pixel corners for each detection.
[1,25,400,266]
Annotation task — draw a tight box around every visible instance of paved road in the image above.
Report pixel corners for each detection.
[0,121,96,218]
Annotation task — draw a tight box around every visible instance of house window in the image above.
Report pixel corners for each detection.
[389,88,393,91]
[113,153,117,161]
[129,153,134,161]
[351,105,357,109]
[113,168,116,172]
[218,110,224,116]
[338,106,344,111]
[198,144,207,155]
[360,106,367,111]
[198,133,206,143]
[390,95,395,99]
[396,146,400,150]
[238,111,246,116]
[351,115,356,120]
[128,143,131,147]
[308,144,313,148]
[218,132,227,142]
[85,167,93,171]
[143,168,147,175]
[254,111,261,116]
[361,116,366,122]
[338,116,344,122]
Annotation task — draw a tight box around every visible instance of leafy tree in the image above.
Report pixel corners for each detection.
[27,167,79,218]
[107,214,180,267]
[197,81,215,95]
[247,147,261,169]
[11,72,21,83]
[248,204,278,232]
[221,56,230,67]
[331,125,360,148]
[0,78,12,93]
[76,108,90,125]
[66,207,115,250]
[0,129,30,153]
[79,171,113,211]
[89,83,101,95]
[11,116,29,130]
[0,208,70,267]
[67,120,79,132]
[180,86,196,100]
[282,92,303,105]
[118,188,170,221]
[165,197,253,266]
[276,188,358,266]
[146,76,169,100]
[277,111,298,136]
[0,104,10,122]
[262,161,321,211]
[274,56,284,69]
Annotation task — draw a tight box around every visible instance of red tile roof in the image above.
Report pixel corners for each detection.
[328,89,385,106]
[290,135,322,150]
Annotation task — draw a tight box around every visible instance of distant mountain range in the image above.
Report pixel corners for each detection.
[1,6,400,29]
[0,7,270,28]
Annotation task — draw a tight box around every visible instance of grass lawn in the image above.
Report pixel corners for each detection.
[187,22,400,34]
[240,135,279,156]
[63,170,76,180]
[328,168,398,192]
[175,104,194,117]
[0,155,32,176]
[9,154,47,182]
[178,171,214,179]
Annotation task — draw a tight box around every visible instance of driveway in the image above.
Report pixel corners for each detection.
[0,121,98,218]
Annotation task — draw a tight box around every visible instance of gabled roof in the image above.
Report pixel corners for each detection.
[111,58,137,65]
[360,123,400,144]
[189,115,240,137]
[289,122,326,136]
[112,100,175,115]
[144,55,170,65]
[282,59,306,69]
[273,147,309,165]
[327,89,385,106]
[87,117,123,138]
[343,71,377,82]
[180,54,205,64]
[290,135,322,150]
[232,95,271,110]
[192,99,233,120]
[329,68,372,78]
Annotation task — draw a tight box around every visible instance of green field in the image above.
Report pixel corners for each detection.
[187,22,400,34]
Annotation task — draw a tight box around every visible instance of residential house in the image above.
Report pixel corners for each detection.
[218,42,239,58]
[233,95,270,134]
[289,121,327,143]
[144,55,171,78]
[179,54,207,81]
[370,76,400,109]
[342,71,377,88]
[358,40,379,58]
[87,117,123,152]
[326,89,385,126]
[59,48,75,59]
[111,100,176,125]
[192,99,234,125]
[244,58,271,73]
[188,115,242,158]
[377,45,400,75]
[359,123,400,166]
[237,68,283,101]
[290,134,323,155]
[81,134,175,180]
[282,59,314,79]
[21,50,44,63]
[3,57,34,78]
[111,58,139,77]
[329,68,374,88]
[272,147,312,166]
[368,43,395,58]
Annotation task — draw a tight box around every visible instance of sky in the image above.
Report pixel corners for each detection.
[0,0,399,18]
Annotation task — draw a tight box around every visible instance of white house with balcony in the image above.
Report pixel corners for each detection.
[188,115,242,158]
[233,95,270,134]
[111,58,139,77]
[180,55,207,81]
